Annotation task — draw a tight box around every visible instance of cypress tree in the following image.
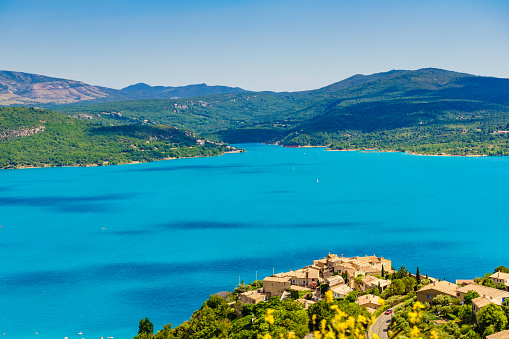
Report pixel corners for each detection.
[416,267,421,283]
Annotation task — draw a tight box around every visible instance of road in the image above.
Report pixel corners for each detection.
[369,310,393,339]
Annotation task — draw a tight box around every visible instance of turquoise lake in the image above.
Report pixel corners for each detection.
[0,143,508,339]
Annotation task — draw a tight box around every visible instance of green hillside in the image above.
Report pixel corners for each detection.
[0,107,234,169]
[51,68,509,156]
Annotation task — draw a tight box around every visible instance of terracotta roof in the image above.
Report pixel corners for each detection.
[292,268,320,279]
[305,265,322,271]
[417,281,458,296]
[472,296,495,309]
[487,330,509,339]
[356,294,380,306]
[361,275,378,283]
[457,284,509,302]
[240,290,269,298]
[331,284,353,295]
[455,279,476,285]
[327,276,345,286]
[264,276,291,283]
[491,272,509,280]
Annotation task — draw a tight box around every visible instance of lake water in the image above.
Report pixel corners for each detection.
[0,143,508,339]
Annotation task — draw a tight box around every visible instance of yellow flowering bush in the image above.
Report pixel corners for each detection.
[264,292,440,339]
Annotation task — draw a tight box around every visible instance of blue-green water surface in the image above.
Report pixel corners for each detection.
[0,144,508,338]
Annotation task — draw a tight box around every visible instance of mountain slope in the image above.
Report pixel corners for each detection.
[0,71,248,106]
[43,67,509,155]
[0,107,234,168]
[120,82,247,100]
[0,71,110,105]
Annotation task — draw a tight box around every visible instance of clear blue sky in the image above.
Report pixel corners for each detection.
[1,0,508,91]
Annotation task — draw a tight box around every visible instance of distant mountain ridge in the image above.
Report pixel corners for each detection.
[0,71,248,105]
[119,82,247,100]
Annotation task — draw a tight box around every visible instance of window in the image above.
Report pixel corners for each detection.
[428,295,432,299]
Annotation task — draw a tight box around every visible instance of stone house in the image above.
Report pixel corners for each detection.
[330,284,353,298]
[486,330,509,339]
[359,275,391,292]
[490,272,509,290]
[263,276,292,297]
[239,290,270,304]
[416,281,459,303]
[457,284,509,304]
[356,294,382,313]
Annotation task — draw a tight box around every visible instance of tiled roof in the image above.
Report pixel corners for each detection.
[458,284,509,301]
[491,272,509,280]
[264,276,291,283]
[240,290,269,298]
[356,294,380,306]
[417,281,458,296]
[487,330,509,339]
[331,284,353,295]
[472,296,494,309]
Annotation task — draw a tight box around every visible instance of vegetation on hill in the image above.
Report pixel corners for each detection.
[51,68,509,156]
[0,107,235,169]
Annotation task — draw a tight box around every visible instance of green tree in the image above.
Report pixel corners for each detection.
[463,291,480,304]
[386,279,405,296]
[401,276,417,293]
[495,266,509,273]
[457,304,474,324]
[416,267,421,284]
[136,317,154,339]
[154,324,173,339]
[477,304,508,335]
[502,299,509,323]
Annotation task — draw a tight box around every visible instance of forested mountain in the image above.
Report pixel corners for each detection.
[0,71,248,106]
[50,68,509,155]
[119,82,246,100]
[0,107,234,168]
[4,68,509,157]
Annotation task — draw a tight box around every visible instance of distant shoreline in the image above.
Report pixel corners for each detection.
[7,149,244,170]
[281,144,490,157]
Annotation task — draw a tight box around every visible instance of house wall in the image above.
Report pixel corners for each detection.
[263,280,291,297]
[416,289,457,303]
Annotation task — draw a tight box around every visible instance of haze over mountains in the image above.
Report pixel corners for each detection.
[0,70,247,105]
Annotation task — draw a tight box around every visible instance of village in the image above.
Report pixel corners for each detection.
[236,253,509,338]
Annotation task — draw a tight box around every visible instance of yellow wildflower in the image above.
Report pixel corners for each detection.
[345,316,355,329]
[312,314,317,325]
[412,301,425,310]
[314,330,323,339]
[357,314,368,325]
[410,326,422,339]
[325,290,334,303]
[288,331,296,339]
[265,308,274,325]
[263,334,272,339]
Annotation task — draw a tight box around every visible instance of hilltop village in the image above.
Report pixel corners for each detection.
[239,253,394,312]
[235,253,509,339]
[139,254,509,339]
[239,254,509,319]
